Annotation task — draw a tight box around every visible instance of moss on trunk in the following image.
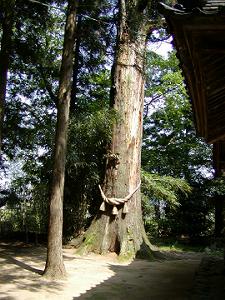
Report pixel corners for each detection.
[76,0,157,261]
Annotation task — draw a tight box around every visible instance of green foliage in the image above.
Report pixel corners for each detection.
[141,169,191,237]
[144,51,213,181]
[142,48,215,238]
[63,107,117,239]
[3,0,60,160]
[1,0,116,240]
[0,0,219,246]
[0,176,48,237]
[142,170,191,207]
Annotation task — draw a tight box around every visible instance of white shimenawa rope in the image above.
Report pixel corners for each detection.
[98,181,141,215]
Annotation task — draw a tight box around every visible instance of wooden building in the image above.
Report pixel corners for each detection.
[160,0,225,143]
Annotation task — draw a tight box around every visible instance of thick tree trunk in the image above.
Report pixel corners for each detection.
[43,0,77,279]
[78,1,156,260]
[0,0,14,154]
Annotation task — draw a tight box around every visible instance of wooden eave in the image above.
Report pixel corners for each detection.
[159,3,225,143]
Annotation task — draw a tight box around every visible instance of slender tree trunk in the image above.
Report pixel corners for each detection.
[70,14,82,112]
[0,0,15,154]
[78,1,157,259]
[43,0,77,279]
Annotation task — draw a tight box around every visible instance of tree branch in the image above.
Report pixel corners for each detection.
[37,64,58,107]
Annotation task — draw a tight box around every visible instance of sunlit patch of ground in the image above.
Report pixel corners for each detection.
[0,241,224,300]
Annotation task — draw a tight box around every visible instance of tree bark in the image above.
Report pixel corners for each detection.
[0,0,15,154]
[70,13,82,112]
[77,0,157,260]
[43,0,77,279]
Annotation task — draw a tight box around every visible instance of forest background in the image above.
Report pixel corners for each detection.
[0,0,224,249]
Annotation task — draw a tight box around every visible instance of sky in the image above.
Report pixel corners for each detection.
[150,38,173,57]
[0,38,174,190]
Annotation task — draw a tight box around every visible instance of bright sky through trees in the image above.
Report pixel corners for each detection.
[150,38,173,58]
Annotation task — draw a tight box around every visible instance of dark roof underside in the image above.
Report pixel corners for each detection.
[160,1,225,143]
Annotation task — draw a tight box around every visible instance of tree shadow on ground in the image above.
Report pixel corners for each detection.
[73,256,225,300]
[1,241,224,300]
[76,256,225,300]
[4,255,43,274]
[0,240,201,300]
[0,241,46,261]
[0,241,64,300]
[72,258,201,300]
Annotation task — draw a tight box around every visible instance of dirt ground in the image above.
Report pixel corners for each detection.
[0,241,224,300]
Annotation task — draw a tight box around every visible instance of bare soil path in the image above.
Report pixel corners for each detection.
[0,241,222,300]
